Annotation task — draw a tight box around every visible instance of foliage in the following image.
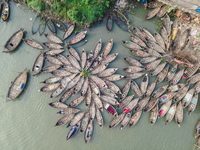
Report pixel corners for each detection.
[25,0,117,26]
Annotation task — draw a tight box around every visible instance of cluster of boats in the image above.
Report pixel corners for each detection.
[120,10,200,129]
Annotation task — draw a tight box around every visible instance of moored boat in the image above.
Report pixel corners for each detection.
[66,121,81,140]
[103,102,118,116]
[69,31,87,45]
[3,28,24,53]
[47,19,56,34]
[63,22,75,40]
[32,52,44,76]
[195,121,200,138]
[24,39,44,50]
[44,33,63,44]
[106,14,113,32]
[6,69,28,102]
[2,2,9,21]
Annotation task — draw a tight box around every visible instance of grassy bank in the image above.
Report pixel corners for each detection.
[22,0,116,27]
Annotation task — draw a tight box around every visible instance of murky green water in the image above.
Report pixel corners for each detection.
[0,2,199,150]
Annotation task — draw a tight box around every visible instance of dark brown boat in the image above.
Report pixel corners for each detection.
[24,39,44,50]
[3,28,24,53]
[106,14,113,32]
[6,69,28,102]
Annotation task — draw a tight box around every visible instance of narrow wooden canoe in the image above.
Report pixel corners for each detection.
[3,28,24,53]
[2,2,9,21]
[69,31,87,45]
[32,15,40,34]
[39,17,47,36]
[44,33,63,44]
[24,39,44,50]
[32,52,44,75]
[47,19,56,34]
[106,14,113,32]
[63,22,75,40]
[53,20,67,31]
[6,69,28,102]
[43,42,63,49]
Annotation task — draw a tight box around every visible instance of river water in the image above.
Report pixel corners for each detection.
[0,2,199,150]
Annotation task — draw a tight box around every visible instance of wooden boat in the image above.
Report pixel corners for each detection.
[32,52,44,76]
[49,101,68,109]
[182,88,195,108]
[183,64,200,79]
[63,22,75,40]
[40,83,60,92]
[120,112,132,129]
[57,108,80,115]
[143,98,159,112]
[159,92,177,104]
[50,84,65,98]
[67,111,85,127]
[145,79,157,97]
[106,14,113,32]
[41,76,63,84]
[103,102,118,116]
[135,96,150,111]
[80,112,89,133]
[85,87,91,107]
[68,46,80,61]
[149,104,158,125]
[59,88,74,102]
[45,55,63,65]
[174,85,189,102]
[130,49,150,58]
[96,106,103,128]
[146,41,165,53]
[44,49,64,56]
[56,54,71,65]
[3,28,24,53]
[53,20,66,31]
[195,121,200,138]
[51,70,71,77]
[143,48,162,58]
[6,69,27,102]
[165,103,176,125]
[188,73,200,85]
[123,57,143,67]
[141,28,156,43]
[139,56,157,64]
[66,121,81,140]
[157,65,169,83]
[188,94,198,115]
[47,19,56,34]
[84,120,93,143]
[124,73,145,80]
[151,84,168,98]
[123,98,139,112]
[44,33,63,44]
[89,102,96,121]
[120,80,131,100]
[150,62,166,76]
[130,35,147,48]
[2,2,9,21]
[140,74,149,95]
[39,17,47,36]
[123,66,144,74]
[24,39,44,50]
[67,54,81,70]
[100,53,118,65]
[130,80,142,98]
[129,110,142,127]
[73,76,84,94]
[175,101,183,127]
[154,32,165,50]
[32,15,40,34]
[109,113,125,128]
[102,39,113,58]
[103,74,124,81]
[43,42,63,49]
[104,80,121,94]
[167,83,185,92]
[100,95,119,106]
[145,7,161,19]
[42,64,61,73]
[170,68,185,85]
[117,95,134,109]
[158,100,172,118]
[55,113,75,126]
[69,31,87,45]
[122,40,141,50]
[165,64,178,82]
[69,96,85,107]
[156,5,167,18]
